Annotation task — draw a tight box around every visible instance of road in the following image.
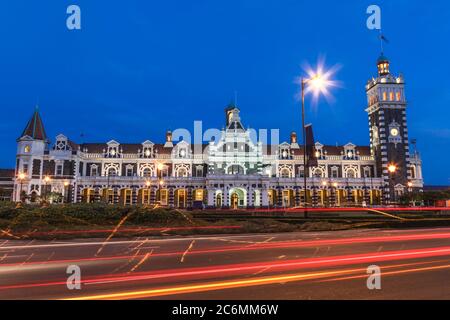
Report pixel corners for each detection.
[2,227,450,299]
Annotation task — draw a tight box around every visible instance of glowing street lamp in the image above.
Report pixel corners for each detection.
[388,164,397,174]
[18,173,26,202]
[64,181,70,203]
[43,176,51,201]
[299,62,338,216]
[387,164,397,204]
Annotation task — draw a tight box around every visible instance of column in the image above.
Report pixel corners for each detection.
[207,188,215,208]
[261,188,269,208]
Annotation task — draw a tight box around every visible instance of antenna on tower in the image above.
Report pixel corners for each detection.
[379,30,389,54]
[234,90,238,106]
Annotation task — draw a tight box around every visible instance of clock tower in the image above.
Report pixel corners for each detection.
[366,54,411,203]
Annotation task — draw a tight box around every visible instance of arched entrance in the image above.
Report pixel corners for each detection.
[215,191,223,208]
[229,188,246,209]
[175,189,186,208]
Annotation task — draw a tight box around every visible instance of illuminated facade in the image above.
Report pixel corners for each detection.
[13,55,423,208]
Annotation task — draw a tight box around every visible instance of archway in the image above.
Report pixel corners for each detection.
[229,188,246,209]
[215,191,223,208]
[175,189,186,208]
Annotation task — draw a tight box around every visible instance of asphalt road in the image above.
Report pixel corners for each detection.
[2,227,450,299]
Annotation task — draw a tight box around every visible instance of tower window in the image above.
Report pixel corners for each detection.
[382,92,387,101]
[24,145,31,153]
[56,164,63,176]
[389,92,394,101]
[396,92,401,101]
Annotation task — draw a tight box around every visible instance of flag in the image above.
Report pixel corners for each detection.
[380,34,390,44]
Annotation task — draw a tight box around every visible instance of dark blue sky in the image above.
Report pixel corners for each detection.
[0,1,449,185]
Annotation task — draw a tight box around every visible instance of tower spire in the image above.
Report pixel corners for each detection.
[18,108,48,141]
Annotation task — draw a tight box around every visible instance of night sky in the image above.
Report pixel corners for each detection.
[0,1,449,185]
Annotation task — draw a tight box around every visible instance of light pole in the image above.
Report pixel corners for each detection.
[145,180,151,205]
[407,181,413,206]
[18,173,26,202]
[300,68,336,216]
[43,175,51,202]
[388,164,397,205]
[64,181,70,204]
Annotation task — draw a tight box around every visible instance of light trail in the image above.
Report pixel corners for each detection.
[4,246,450,292]
[3,231,450,269]
[66,259,450,300]
[15,225,242,236]
[66,267,366,300]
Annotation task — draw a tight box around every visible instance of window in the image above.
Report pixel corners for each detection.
[346,169,356,179]
[107,167,117,176]
[56,164,63,176]
[177,167,188,177]
[389,92,394,101]
[331,167,339,178]
[396,92,401,101]
[313,168,324,178]
[196,166,203,177]
[24,145,31,153]
[23,164,29,175]
[126,167,134,177]
[90,165,98,177]
[411,165,417,179]
[195,189,204,201]
[280,168,290,178]
[382,92,387,101]
[364,167,372,178]
[298,167,305,178]
[142,167,152,177]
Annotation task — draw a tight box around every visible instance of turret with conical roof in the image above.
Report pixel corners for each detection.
[18,106,48,142]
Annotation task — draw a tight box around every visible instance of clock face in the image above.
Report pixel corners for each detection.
[390,128,399,137]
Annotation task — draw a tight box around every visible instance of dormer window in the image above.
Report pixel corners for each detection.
[141,141,154,158]
[344,143,357,160]
[106,140,121,158]
[179,148,187,158]
[24,145,31,153]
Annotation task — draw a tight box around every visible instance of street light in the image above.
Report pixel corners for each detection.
[18,173,26,202]
[387,164,397,205]
[43,175,51,201]
[300,64,337,216]
[145,180,151,205]
[64,181,70,203]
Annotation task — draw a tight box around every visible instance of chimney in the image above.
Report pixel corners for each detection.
[290,131,300,149]
[164,130,173,148]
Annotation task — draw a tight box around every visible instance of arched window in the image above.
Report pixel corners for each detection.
[346,168,356,179]
[142,167,152,177]
[411,165,417,179]
[107,167,117,176]
[313,168,324,178]
[176,167,188,177]
[280,168,290,178]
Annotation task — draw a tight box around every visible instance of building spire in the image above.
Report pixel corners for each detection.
[18,108,48,141]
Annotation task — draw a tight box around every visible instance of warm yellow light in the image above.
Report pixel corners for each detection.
[315,151,321,158]
[157,163,164,171]
[333,183,338,188]
[407,182,413,188]
[309,74,326,91]
[159,180,164,186]
[388,164,397,174]
[18,173,26,180]
[146,181,151,187]
[322,181,328,186]
[44,176,51,183]
[64,181,70,187]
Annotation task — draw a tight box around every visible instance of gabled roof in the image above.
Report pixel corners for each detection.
[19,108,48,141]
